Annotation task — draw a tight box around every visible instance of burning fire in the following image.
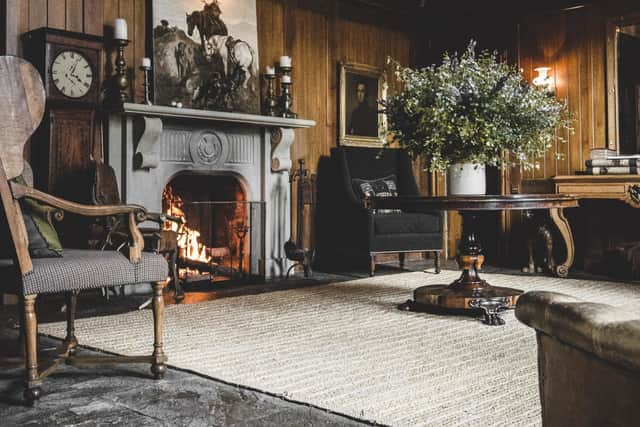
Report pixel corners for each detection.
[163,186,211,263]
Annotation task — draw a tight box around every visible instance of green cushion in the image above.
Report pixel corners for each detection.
[14,176,63,258]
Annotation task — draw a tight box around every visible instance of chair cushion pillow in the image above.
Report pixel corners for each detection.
[12,249,168,295]
[14,176,63,258]
[352,174,401,214]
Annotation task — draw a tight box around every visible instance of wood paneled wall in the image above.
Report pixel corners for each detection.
[518,5,607,181]
[257,0,412,176]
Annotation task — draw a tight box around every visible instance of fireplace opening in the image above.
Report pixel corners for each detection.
[162,173,261,287]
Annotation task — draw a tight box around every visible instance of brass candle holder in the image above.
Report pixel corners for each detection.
[278,65,296,118]
[263,73,278,116]
[114,38,130,103]
[279,81,297,119]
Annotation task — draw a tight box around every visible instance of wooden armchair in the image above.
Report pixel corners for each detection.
[0,56,169,405]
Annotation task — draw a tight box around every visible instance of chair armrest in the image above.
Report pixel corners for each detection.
[11,183,147,220]
[11,182,146,262]
[516,291,640,372]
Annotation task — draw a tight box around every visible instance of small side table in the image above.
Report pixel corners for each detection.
[371,194,579,325]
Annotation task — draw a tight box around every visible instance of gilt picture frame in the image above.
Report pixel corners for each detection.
[338,62,387,147]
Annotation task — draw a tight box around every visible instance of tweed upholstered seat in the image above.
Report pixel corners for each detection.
[0,56,169,405]
[0,250,168,295]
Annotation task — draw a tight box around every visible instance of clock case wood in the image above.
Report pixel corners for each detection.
[22,28,102,106]
[20,28,104,217]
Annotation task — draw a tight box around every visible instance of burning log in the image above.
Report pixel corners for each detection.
[178,245,238,278]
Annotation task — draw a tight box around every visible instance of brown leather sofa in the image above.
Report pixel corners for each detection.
[516,291,640,427]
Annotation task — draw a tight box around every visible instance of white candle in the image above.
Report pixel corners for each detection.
[279,56,292,67]
[142,57,151,68]
[265,65,275,75]
[281,75,291,83]
[114,18,128,40]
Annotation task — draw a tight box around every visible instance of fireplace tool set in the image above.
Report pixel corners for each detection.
[285,159,316,278]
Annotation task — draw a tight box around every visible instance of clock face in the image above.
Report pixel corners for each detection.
[50,50,93,99]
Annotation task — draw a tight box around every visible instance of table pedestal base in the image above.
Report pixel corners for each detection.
[399,218,523,325]
[399,283,522,325]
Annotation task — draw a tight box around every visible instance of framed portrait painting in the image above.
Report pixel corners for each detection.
[151,0,260,113]
[338,62,387,147]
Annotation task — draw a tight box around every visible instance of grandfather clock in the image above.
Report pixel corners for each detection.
[21,28,103,202]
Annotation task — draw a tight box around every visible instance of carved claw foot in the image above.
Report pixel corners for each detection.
[469,298,510,326]
[398,300,415,311]
[23,386,42,406]
[482,312,506,326]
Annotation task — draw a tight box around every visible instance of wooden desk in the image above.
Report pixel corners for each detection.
[553,175,640,208]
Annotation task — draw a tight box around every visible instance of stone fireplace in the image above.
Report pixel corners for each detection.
[106,103,315,279]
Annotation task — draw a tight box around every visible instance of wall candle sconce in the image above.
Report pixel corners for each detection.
[532,67,554,93]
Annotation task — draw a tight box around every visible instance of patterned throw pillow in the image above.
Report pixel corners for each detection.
[14,176,63,258]
[352,175,401,214]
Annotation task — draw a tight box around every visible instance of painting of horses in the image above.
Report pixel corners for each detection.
[151,0,260,113]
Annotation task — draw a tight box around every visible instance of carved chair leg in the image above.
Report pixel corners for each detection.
[150,281,167,379]
[22,295,41,405]
[434,251,441,274]
[63,290,78,356]
[369,254,376,277]
[399,252,405,269]
[17,297,25,358]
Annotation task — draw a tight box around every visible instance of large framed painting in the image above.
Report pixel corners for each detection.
[338,62,387,147]
[151,0,260,113]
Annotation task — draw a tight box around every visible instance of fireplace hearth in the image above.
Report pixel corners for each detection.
[107,103,315,279]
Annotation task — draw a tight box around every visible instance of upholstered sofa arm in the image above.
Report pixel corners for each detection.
[516,291,640,372]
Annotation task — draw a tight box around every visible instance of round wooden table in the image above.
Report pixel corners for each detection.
[370,194,579,325]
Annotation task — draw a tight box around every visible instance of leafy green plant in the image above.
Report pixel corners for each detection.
[381,40,572,172]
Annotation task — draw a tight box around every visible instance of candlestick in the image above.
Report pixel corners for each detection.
[140,62,152,106]
[263,73,278,116]
[114,38,130,103]
[280,80,297,119]
[114,18,128,40]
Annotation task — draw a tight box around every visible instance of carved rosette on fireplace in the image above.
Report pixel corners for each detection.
[107,103,315,278]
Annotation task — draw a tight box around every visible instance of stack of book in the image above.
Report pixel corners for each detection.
[585,149,640,175]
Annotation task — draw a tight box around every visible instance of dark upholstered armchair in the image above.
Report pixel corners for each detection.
[516,291,640,426]
[317,146,442,275]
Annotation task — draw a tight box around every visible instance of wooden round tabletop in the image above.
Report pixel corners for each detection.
[371,194,579,211]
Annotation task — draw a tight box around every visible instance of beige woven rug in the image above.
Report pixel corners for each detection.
[40,271,640,426]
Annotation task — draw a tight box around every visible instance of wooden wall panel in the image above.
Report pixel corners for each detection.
[66,0,84,32]
[519,5,608,180]
[47,0,66,30]
[84,0,104,36]
[29,0,48,30]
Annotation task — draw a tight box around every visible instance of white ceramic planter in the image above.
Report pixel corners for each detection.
[446,163,486,195]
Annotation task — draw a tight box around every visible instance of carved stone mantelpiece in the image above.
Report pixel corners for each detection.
[106,103,315,278]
